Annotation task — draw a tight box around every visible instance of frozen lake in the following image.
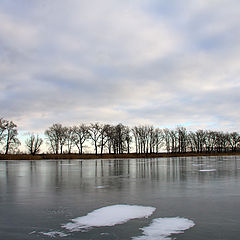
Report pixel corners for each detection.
[1,156,240,239]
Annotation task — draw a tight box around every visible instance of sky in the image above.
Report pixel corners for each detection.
[1,0,240,136]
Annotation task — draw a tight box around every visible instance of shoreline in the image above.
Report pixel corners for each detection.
[1,152,240,160]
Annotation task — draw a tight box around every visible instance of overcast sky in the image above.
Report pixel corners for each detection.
[1,0,240,134]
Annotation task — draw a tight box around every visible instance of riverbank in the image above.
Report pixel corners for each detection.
[1,152,240,160]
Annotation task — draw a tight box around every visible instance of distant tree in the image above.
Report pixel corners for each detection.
[88,123,102,155]
[99,124,111,155]
[4,120,20,154]
[125,126,132,154]
[227,132,240,152]
[0,118,7,145]
[25,134,43,155]
[105,125,115,154]
[153,128,164,153]
[169,129,177,153]
[163,128,171,153]
[73,124,89,154]
[176,126,188,153]
[65,127,76,154]
[45,123,67,154]
[132,126,140,153]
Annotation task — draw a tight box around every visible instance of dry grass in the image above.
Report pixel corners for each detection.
[1,152,240,160]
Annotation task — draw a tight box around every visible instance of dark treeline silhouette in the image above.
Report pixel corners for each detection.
[39,123,240,154]
[1,117,240,155]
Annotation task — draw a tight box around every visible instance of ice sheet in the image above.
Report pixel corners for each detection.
[62,204,156,231]
[192,163,205,166]
[132,217,195,240]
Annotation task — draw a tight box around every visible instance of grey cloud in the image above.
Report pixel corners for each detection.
[0,0,240,133]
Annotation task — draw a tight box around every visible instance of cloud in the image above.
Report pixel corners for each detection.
[0,0,240,133]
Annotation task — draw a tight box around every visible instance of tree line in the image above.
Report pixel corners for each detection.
[1,117,240,155]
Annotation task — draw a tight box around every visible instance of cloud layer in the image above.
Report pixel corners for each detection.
[1,0,240,132]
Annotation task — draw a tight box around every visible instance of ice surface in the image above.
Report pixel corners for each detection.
[40,231,69,237]
[132,217,195,240]
[199,169,216,172]
[192,163,205,166]
[62,204,156,231]
[60,163,76,166]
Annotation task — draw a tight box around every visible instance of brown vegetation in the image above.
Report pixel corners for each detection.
[1,152,240,160]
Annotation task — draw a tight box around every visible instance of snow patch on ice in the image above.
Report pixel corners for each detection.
[132,217,195,240]
[199,169,216,172]
[62,204,156,231]
[40,231,69,237]
[96,185,105,189]
[100,232,110,236]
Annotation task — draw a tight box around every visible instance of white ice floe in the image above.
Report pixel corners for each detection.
[62,204,156,231]
[132,217,195,240]
[40,231,69,237]
[96,185,105,189]
[199,169,216,172]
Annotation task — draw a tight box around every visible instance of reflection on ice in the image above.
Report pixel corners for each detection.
[96,185,105,189]
[192,163,205,166]
[132,217,195,240]
[62,205,155,231]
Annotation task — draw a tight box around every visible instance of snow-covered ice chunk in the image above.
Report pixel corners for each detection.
[40,231,69,237]
[199,169,216,172]
[62,204,156,231]
[132,217,195,240]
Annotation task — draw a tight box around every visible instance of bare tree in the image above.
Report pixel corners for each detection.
[73,124,89,154]
[176,126,188,153]
[153,128,164,153]
[99,124,111,155]
[0,118,7,145]
[132,126,140,153]
[163,128,171,153]
[65,127,76,154]
[125,126,132,154]
[227,132,240,152]
[4,120,20,154]
[25,134,43,155]
[45,123,67,154]
[88,123,101,154]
